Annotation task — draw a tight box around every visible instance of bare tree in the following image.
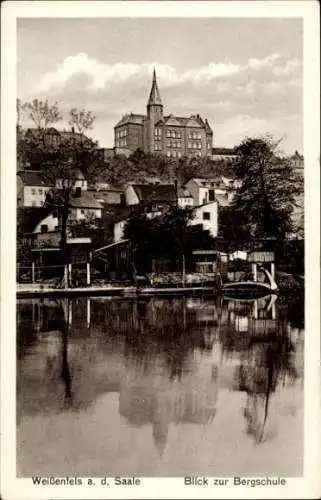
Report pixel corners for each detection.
[68,108,95,134]
[24,98,62,130]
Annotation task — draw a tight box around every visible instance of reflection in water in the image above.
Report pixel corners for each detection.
[17,293,304,476]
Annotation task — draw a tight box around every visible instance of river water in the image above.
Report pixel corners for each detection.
[17,294,304,477]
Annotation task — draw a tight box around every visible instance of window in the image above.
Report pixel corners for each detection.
[203,212,211,220]
[38,188,43,194]
[209,189,215,201]
[188,142,192,149]
[40,224,48,233]
[198,152,202,157]
[178,151,182,158]
[166,130,170,138]
[198,132,202,139]
[177,131,181,138]
[167,151,171,157]
[198,143,202,149]
[81,209,85,215]
[171,130,175,138]
[173,151,177,157]
[31,188,36,195]
[207,143,211,150]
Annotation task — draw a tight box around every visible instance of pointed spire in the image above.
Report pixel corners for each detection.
[147,68,163,108]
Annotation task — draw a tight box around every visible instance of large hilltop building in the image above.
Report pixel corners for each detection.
[114,69,213,158]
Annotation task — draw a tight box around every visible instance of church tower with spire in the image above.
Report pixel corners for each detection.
[145,68,164,153]
[114,67,213,157]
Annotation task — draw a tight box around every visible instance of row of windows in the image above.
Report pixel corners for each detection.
[188,132,202,140]
[188,142,202,150]
[167,140,182,148]
[166,151,182,158]
[155,128,163,137]
[166,129,181,139]
[116,129,127,138]
[116,139,127,147]
[30,188,45,195]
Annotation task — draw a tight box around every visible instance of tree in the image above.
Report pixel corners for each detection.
[23,98,62,130]
[18,100,101,287]
[229,136,303,246]
[123,205,214,274]
[68,108,95,134]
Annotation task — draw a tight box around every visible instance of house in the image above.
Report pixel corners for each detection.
[190,201,218,238]
[68,192,103,221]
[177,187,194,209]
[124,183,177,213]
[114,69,213,158]
[17,171,52,208]
[56,168,88,192]
[24,127,92,150]
[89,187,124,206]
[184,178,221,206]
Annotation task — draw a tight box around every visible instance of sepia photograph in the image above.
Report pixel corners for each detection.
[1,1,320,499]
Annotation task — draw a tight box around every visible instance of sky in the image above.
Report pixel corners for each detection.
[17,18,303,154]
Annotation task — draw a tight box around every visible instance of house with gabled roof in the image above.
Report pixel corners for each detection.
[114,69,213,158]
[17,171,53,208]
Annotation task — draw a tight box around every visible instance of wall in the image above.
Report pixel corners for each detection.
[70,207,102,221]
[191,202,218,238]
[178,197,194,209]
[125,185,140,205]
[127,123,144,152]
[33,214,58,234]
[22,186,50,208]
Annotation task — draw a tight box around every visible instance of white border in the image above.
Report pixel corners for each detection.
[1,2,320,499]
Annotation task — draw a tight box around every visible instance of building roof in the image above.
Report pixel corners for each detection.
[187,177,221,187]
[115,113,146,128]
[212,147,237,156]
[17,170,52,187]
[131,184,177,203]
[25,127,89,144]
[147,68,163,108]
[215,193,231,207]
[156,114,210,129]
[17,207,53,233]
[69,192,103,209]
[177,187,193,198]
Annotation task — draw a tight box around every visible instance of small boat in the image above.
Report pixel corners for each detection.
[221,255,278,300]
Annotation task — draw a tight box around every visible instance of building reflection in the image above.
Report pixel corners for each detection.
[17,293,302,451]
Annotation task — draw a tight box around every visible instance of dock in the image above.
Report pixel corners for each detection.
[16,284,218,299]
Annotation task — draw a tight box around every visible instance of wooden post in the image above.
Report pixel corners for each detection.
[68,299,72,326]
[182,254,186,287]
[253,300,258,320]
[252,263,257,282]
[87,299,91,328]
[271,301,276,320]
[63,265,67,288]
[86,262,91,286]
[271,262,275,282]
[32,262,35,284]
[68,263,72,287]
